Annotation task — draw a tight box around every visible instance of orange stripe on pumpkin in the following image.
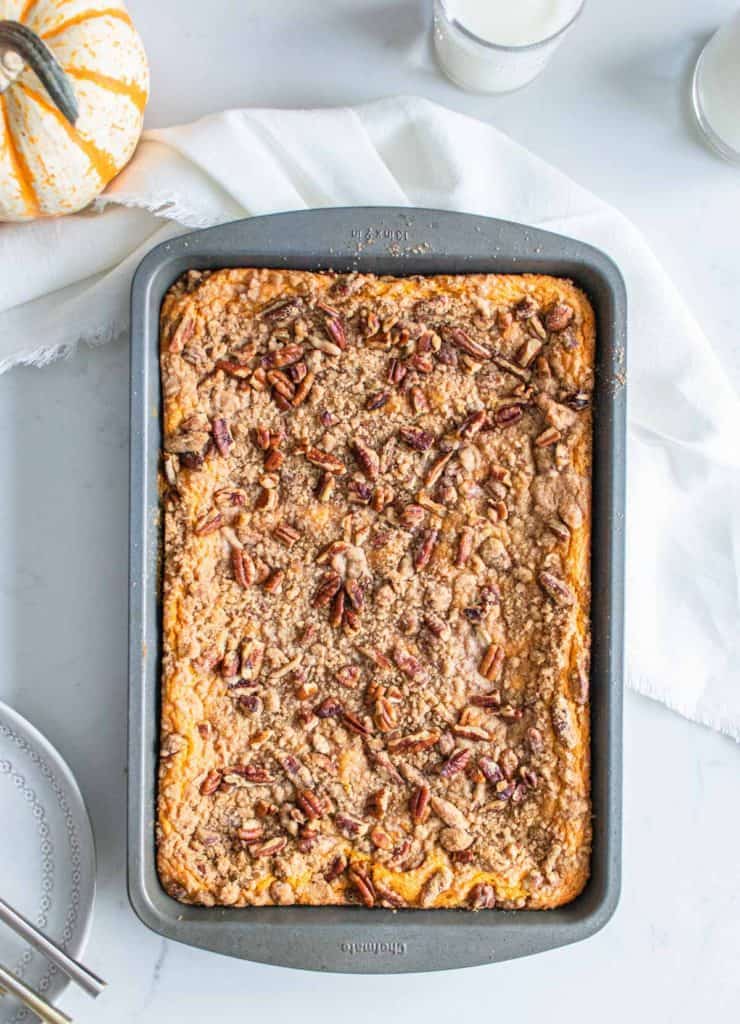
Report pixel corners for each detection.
[19,82,119,186]
[0,93,40,217]
[65,66,147,113]
[19,0,42,26]
[40,7,133,41]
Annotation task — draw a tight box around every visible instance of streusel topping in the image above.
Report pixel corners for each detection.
[157,268,593,910]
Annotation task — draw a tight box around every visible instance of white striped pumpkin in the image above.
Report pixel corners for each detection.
[0,0,148,220]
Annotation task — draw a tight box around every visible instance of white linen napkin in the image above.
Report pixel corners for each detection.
[1,96,738,740]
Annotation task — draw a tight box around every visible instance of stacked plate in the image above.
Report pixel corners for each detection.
[0,703,95,1022]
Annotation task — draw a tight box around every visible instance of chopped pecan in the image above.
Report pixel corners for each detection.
[199,770,222,796]
[551,695,578,748]
[240,640,265,681]
[564,390,590,411]
[266,369,296,401]
[263,568,285,593]
[325,853,348,882]
[443,326,491,361]
[398,427,434,451]
[335,811,367,837]
[336,664,361,689]
[478,644,504,681]
[515,296,537,320]
[236,824,264,843]
[344,579,365,611]
[194,511,223,535]
[457,410,487,438]
[468,883,496,909]
[414,527,439,570]
[178,451,204,470]
[220,650,239,678]
[305,446,346,474]
[262,343,304,369]
[516,337,543,368]
[365,391,390,411]
[273,522,302,548]
[424,451,454,488]
[211,418,232,456]
[292,369,316,406]
[387,358,407,385]
[393,646,427,682]
[440,747,471,778]
[251,836,287,858]
[452,724,490,741]
[315,697,344,718]
[470,690,501,709]
[342,710,373,736]
[494,404,523,427]
[535,426,561,447]
[400,503,426,529]
[479,757,503,784]
[545,302,574,332]
[329,588,345,628]
[456,527,474,567]
[260,296,302,322]
[374,697,399,733]
[388,729,440,754]
[538,571,574,606]
[409,385,428,414]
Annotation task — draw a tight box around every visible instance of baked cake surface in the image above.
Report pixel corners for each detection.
[157,268,594,910]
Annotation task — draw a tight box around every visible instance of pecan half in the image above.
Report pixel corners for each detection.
[352,439,380,481]
[296,789,325,820]
[388,729,440,754]
[398,427,434,452]
[325,853,347,882]
[199,770,222,796]
[315,697,344,718]
[440,747,471,778]
[365,391,390,411]
[231,548,254,589]
[409,783,431,824]
[468,883,496,910]
[342,710,373,736]
[251,836,287,858]
[538,571,574,606]
[273,522,302,548]
[211,418,232,456]
[194,512,223,536]
[305,447,346,474]
[414,527,439,570]
[348,866,375,908]
[443,326,492,361]
[478,644,504,681]
[312,571,342,607]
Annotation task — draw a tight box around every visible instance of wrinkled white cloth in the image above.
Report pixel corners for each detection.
[1,96,738,739]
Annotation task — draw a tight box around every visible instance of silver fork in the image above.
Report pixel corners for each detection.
[0,898,106,997]
[0,963,72,1024]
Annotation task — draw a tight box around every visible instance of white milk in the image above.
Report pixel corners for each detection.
[433,0,584,93]
[693,11,740,161]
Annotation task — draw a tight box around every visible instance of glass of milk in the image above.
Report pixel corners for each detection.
[433,0,586,93]
[692,11,740,165]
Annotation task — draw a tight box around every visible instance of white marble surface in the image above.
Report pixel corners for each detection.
[1,0,739,1019]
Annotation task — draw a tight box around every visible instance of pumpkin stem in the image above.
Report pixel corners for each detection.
[0,20,78,124]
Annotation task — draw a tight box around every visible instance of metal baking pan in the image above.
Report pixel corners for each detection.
[128,207,625,974]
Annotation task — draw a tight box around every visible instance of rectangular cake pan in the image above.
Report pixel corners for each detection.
[129,207,625,974]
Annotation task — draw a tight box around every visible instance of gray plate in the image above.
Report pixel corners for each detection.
[128,207,625,974]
